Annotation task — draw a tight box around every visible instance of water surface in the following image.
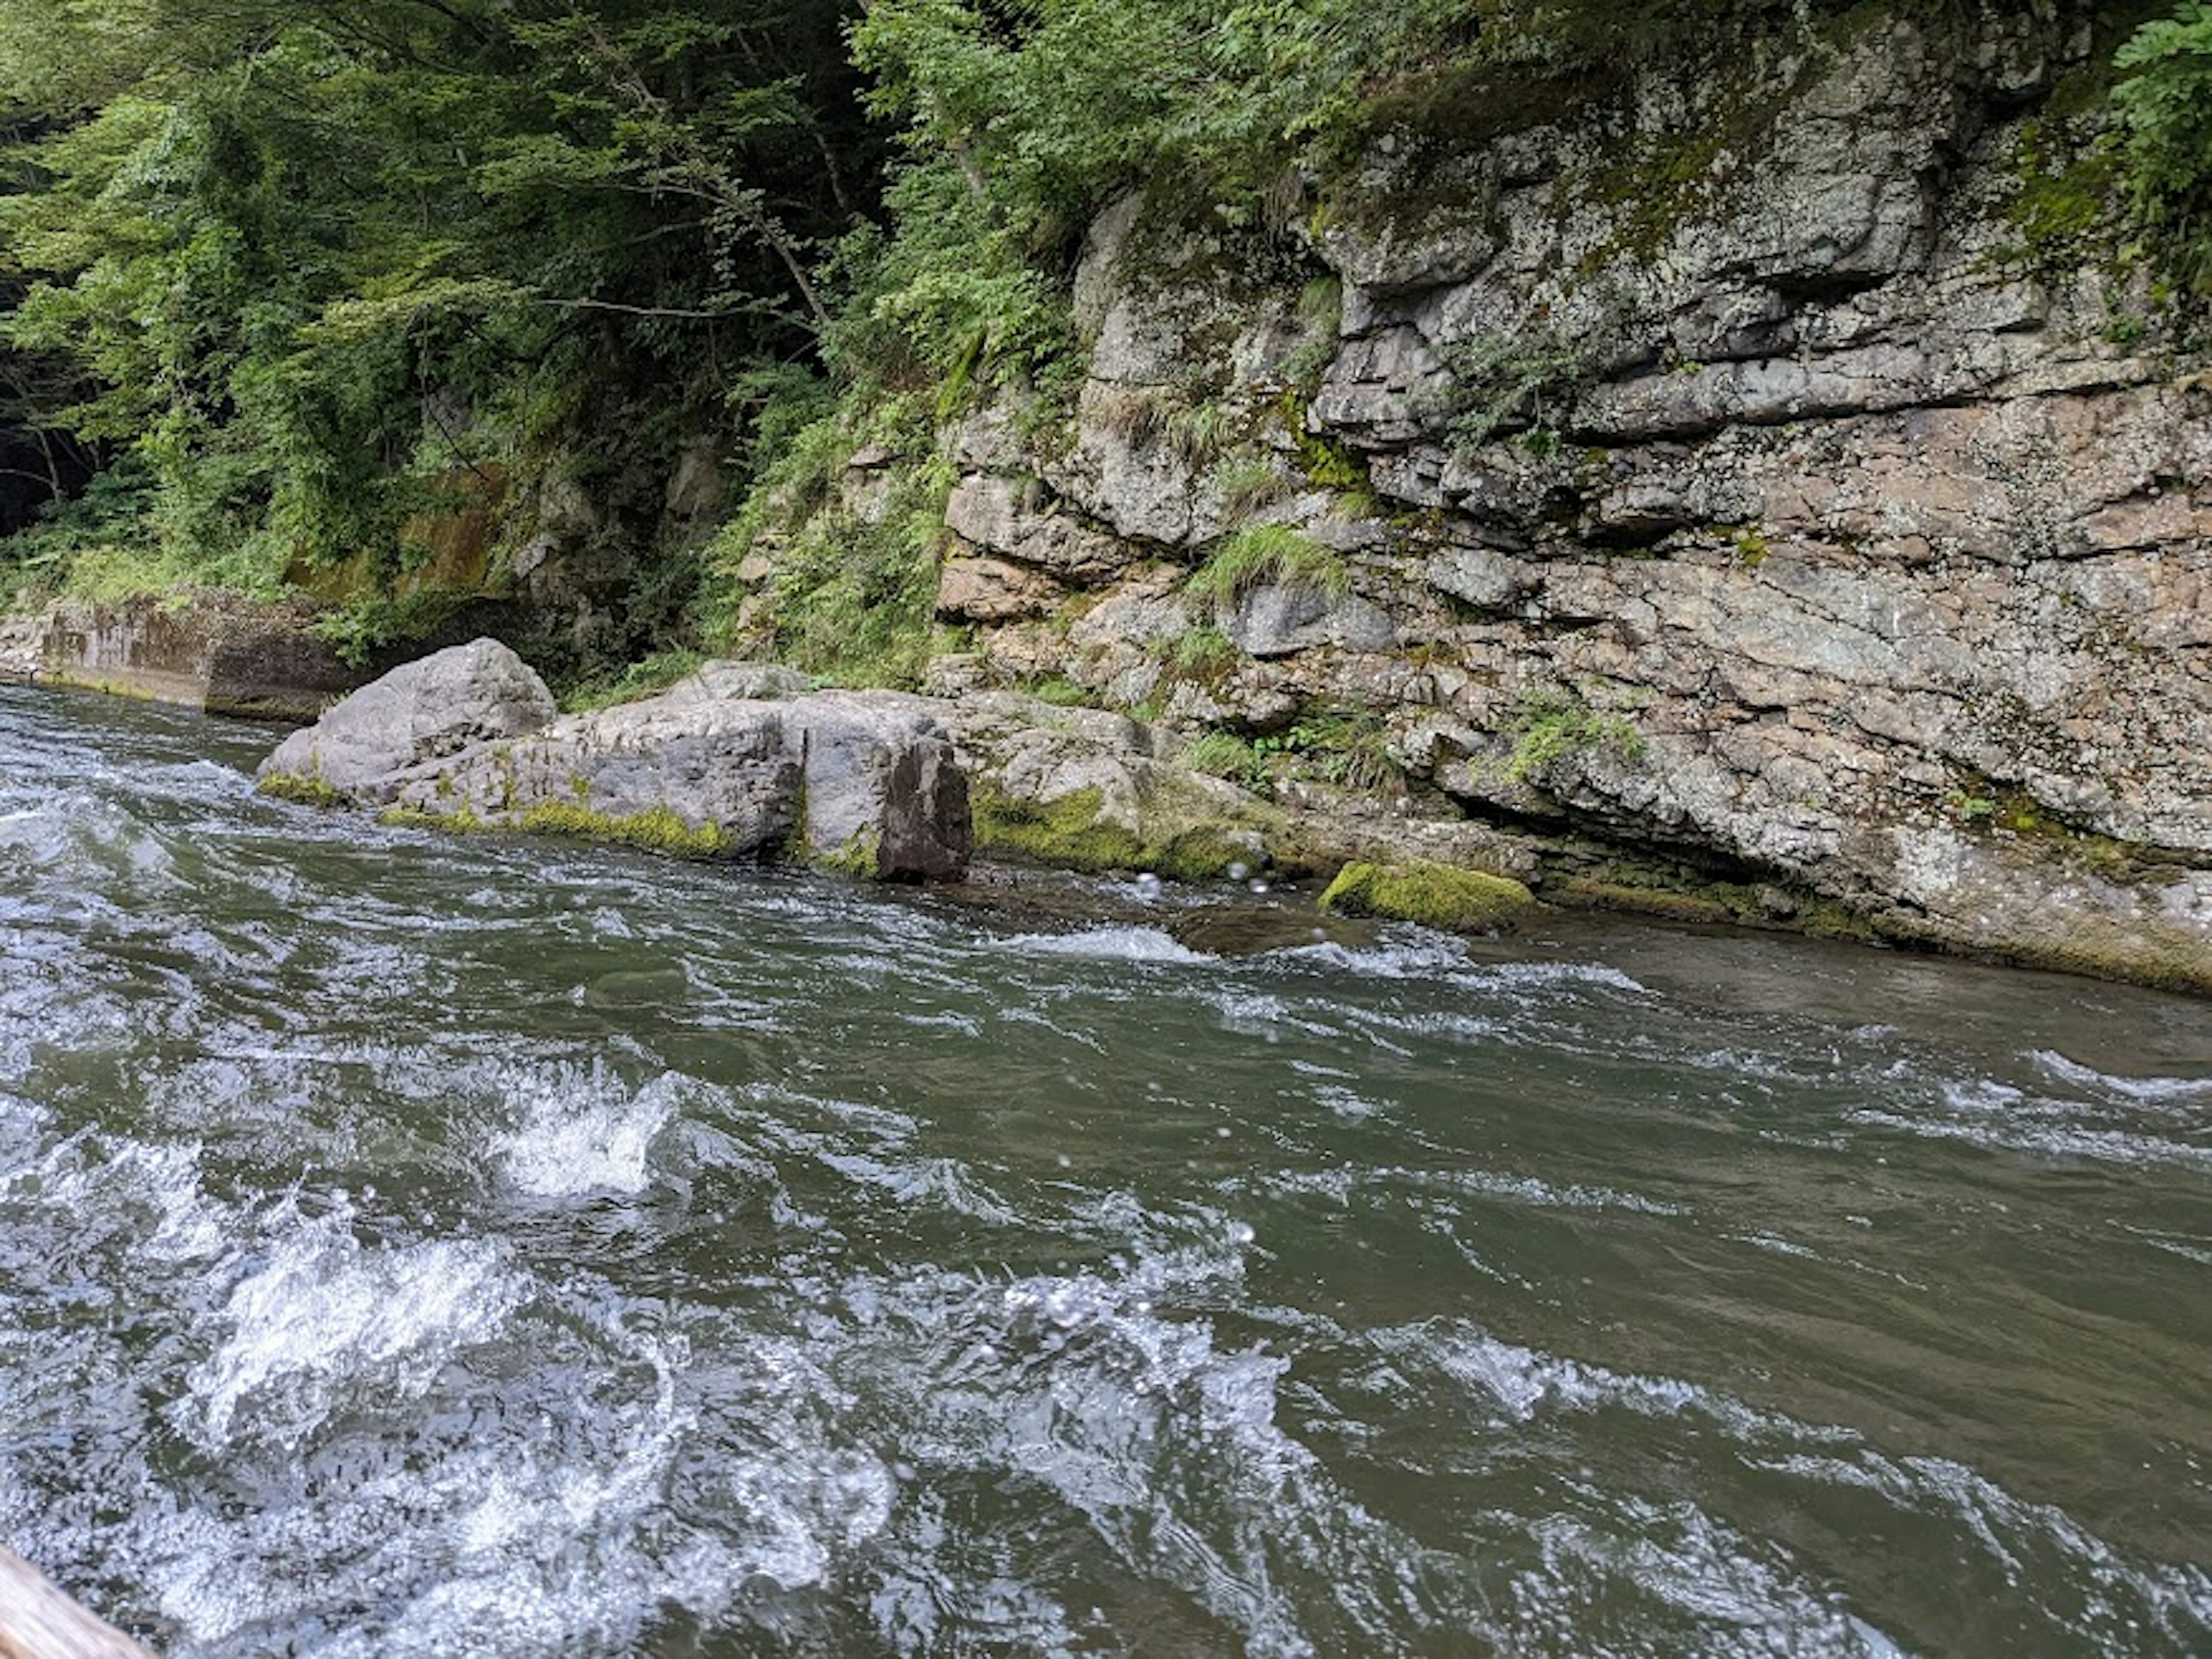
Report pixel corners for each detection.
[1,685,2207,1657]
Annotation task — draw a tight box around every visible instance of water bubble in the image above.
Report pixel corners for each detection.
[1055,1153,1073,1169]
[1249,880,1270,896]
[1228,1221,1256,1245]
[1215,1127,1233,1139]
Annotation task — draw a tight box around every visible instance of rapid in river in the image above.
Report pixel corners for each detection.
[0,683,2206,1658]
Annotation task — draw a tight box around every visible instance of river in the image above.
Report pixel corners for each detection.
[0,684,2206,1658]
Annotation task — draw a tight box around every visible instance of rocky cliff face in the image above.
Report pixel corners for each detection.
[744,5,2211,989]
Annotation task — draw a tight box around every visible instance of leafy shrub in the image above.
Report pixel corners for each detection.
[2114,3,2212,293]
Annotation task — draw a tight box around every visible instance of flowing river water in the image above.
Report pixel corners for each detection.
[0,684,2207,1659]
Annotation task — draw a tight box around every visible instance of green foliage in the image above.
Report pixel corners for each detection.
[2114,3,2212,293]
[1264,710,1402,792]
[1184,730,1268,789]
[1212,454,1291,520]
[1185,708,1401,796]
[1187,524,1350,607]
[563,647,709,714]
[1503,691,1646,783]
[1028,675,1093,707]
[0,0,876,630]
[1170,622,1240,679]
[717,414,950,687]
[1440,328,1604,452]
[854,0,1480,241]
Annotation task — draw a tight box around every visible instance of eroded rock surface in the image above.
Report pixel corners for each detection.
[261,643,971,881]
[260,639,558,801]
[889,5,2212,990]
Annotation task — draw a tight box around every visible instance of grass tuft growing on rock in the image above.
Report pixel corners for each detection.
[380,801,738,859]
[1187,525,1350,607]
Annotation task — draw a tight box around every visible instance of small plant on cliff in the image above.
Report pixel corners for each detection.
[1502,690,1645,783]
[1439,328,1603,453]
[564,648,709,714]
[1212,454,1291,520]
[1169,622,1241,679]
[1185,730,1268,790]
[1187,524,1350,607]
[2114,4,2212,294]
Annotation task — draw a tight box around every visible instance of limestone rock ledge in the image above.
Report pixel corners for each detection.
[869,4,2212,994]
[28,596,365,721]
[258,641,970,881]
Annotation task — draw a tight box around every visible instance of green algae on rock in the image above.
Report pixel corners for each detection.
[1320,860,1536,932]
[256,771,344,809]
[972,785,1260,881]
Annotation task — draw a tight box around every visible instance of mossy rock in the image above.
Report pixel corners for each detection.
[1319,860,1535,933]
[256,771,344,809]
[1554,878,1735,925]
[809,828,884,879]
[972,785,1261,882]
[378,800,737,860]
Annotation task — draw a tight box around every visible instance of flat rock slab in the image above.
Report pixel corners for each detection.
[39,597,366,722]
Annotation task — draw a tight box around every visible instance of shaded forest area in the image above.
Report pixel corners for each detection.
[0,1,2205,694]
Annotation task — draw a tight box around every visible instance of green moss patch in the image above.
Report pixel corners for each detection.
[809,828,884,878]
[380,800,737,859]
[1319,860,1535,932]
[973,786,1261,882]
[256,771,344,808]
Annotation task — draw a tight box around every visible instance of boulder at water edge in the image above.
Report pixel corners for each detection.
[259,637,556,802]
[258,642,971,880]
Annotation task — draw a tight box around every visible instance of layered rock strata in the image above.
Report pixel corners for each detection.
[749,5,2210,990]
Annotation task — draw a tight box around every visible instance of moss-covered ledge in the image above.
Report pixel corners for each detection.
[1320,859,1537,932]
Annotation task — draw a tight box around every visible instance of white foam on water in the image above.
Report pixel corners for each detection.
[1275,935,1474,979]
[491,1062,683,1198]
[1852,1104,2212,1173]
[1751,1450,2212,1649]
[1380,1321,1834,1447]
[819,1149,1024,1228]
[1512,1499,1921,1658]
[181,1210,528,1448]
[2031,1049,2212,1107]
[1441,1167,1691,1217]
[1460,959,1650,996]
[0,791,177,887]
[1005,925,1213,964]
[2,1130,238,1270]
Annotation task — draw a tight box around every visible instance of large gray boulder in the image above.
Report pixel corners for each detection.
[259,638,555,801]
[259,642,970,881]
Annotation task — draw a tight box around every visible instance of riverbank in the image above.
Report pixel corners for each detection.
[214,633,2210,996]
[10,599,2209,994]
